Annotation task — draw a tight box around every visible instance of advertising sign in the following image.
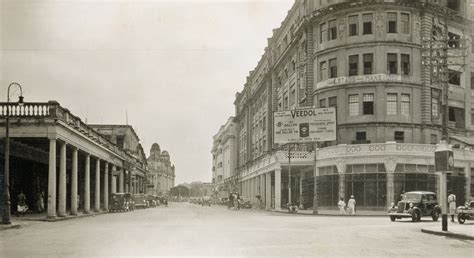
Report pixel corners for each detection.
[273,107,336,144]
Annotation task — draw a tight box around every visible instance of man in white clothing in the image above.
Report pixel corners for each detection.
[348,195,356,215]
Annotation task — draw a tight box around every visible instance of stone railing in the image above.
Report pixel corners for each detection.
[0,102,50,117]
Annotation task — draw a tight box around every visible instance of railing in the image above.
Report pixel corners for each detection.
[0,102,50,117]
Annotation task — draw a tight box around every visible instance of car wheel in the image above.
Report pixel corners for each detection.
[432,210,439,221]
[390,216,396,222]
[458,214,466,224]
[411,211,420,222]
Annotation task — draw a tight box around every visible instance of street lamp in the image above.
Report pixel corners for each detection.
[2,82,24,225]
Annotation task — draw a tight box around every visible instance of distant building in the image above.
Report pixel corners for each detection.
[212,117,238,198]
[147,143,175,195]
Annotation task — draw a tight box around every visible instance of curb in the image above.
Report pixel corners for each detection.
[421,228,474,241]
[273,210,387,217]
[0,223,21,231]
[19,211,107,222]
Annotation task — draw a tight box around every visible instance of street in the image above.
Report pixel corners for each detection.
[1,203,473,257]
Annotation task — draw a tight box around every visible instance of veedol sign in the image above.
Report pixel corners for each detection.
[273,107,336,144]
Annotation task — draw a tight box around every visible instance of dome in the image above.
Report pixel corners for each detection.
[150,143,161,152]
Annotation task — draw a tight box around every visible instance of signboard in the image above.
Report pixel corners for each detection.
[273,107,336,144]
[316,74,401,89]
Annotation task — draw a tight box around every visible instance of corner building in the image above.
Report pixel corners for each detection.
[234,0,474,211]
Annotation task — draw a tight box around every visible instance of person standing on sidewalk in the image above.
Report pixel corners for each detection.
[337,198,346,215]
[448,190,456,222]
[347,195,356,216]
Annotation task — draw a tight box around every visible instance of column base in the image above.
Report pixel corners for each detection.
[47,215,57,219]
[83,210,90,215]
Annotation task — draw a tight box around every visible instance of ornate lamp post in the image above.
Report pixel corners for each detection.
[2,82,24,225]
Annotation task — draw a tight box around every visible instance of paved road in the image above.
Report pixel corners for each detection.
[1,202,472,257]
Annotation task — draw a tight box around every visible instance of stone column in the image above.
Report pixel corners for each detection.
[58,142,67,217]
[118,169,124,193]
[84,154,90,214]
[103,162,109,211]
[265,172,271,210]
[128,171,132,194]
[47,138,57,218]
[466,165,472,201]
[336,161,346,201]
[275,168,281,210]
[111,165,117,194]
[70,147,78,216]
[385,158,397,207]
[95,158,101,212]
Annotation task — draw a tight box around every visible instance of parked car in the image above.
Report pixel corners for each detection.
[201,196,212,206]
[133,194,148,209]
[109,193,132,212]
[388,191,441,222]
[457,200,474,224]
[146,194,157,207]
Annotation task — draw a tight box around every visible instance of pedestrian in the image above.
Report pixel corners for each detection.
[228,192,234,209]
[37,191,44,213]
[448,190,456,222]
[337,198,346,215]
[17,191,28,217]
[347,195,356,216]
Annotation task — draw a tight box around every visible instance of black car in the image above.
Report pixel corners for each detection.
[388,191,441,222]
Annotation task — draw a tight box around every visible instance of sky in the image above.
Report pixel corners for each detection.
[0,0,292,184]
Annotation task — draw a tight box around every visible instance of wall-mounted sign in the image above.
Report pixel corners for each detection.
[273,107,336,144]
[316,74,402,89]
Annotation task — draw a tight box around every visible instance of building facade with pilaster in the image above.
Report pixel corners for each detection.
[231,0,474,212]
[147,143,175,195]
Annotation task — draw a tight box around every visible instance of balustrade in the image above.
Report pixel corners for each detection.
[0,102,50,117]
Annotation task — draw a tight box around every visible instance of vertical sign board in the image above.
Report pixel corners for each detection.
[273,107,336,144]
[434,141,454,231]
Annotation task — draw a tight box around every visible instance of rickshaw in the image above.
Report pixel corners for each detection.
[109,193,132,212]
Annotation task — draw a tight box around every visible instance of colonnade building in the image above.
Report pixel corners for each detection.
[230,0,474,211]
[0,101,150,219]
[147,143,176,195]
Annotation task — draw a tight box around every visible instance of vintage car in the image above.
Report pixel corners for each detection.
[457,200,474,224]
[133,194,148,209]
[146,194,158,207]
[109,193,133,212]
[201,196,212,206]
[388,191,441,222]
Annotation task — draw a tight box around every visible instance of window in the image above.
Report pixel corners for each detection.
[449,107,455,122]
[394,131,404,143]
[348,15,358,36]
[319,99,326,108]
[387,53,398,74]
[430,134,438,145]
[448,69,461,86]
[319,61,327,81]
[283,95,289,109]
[349,94,359,116]
[363,93,374,115]
[400,13,410,34]
[356,131,366,141]
[290,88,296,106]
[362,13,373,35]
[448,32,460,48]
[363,54,373,75]
[401,54,410,75]
[401,94,410,116]
[328,96,337,107]
[387,12,397,33]
[431,98,439,118]
[349,55,359,76]
[329,58,337,78]
[329,20,337,40]
[447,0,460,11]
[320,22,327,43]
[387,93,397,115]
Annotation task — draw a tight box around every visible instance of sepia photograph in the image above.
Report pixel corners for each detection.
[0,0,473,257]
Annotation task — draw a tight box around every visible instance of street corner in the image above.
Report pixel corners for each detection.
[421,223,474,241]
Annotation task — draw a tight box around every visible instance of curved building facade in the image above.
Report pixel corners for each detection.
[229,0,474,211]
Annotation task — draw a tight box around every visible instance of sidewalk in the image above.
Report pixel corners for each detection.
[274,208,387,216]
[10,210,108,222]
[0,222,22,231]
[421,222,474,240]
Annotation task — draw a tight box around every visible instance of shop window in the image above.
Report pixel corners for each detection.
[387,12,397,33]
[329,58,337,78]
[401,54,410,75]
[349,55,359,76]
[448,69,461,86]
[328,96,337,107]
[320,61,327,81]
[362,13,373,35]
[329,20,337,40]
[320,22,327,43]
[349,94,359,116]
[401,13,410,34]
[363,54,373,75]
[348,15,358,36]
[394,131,404,143]
[387,93,398,115]
[319,98,326,108]
[387,53,398,74]
[362,93,374,115]
[401,94,410,116]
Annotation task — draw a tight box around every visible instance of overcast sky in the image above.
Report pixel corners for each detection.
[1,0,292,184]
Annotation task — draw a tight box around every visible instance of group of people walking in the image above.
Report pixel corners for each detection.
[337,195,357,216]
[228,192,241,210]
